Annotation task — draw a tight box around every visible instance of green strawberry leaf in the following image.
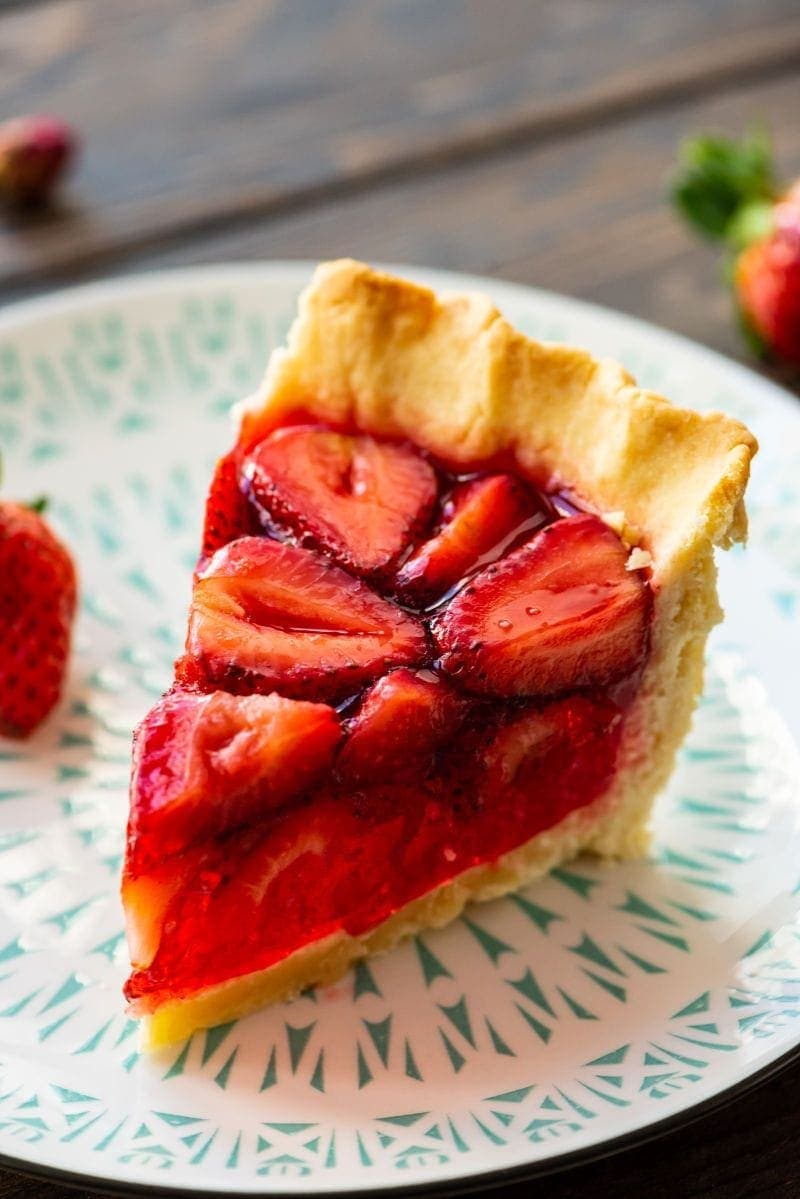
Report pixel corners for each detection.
[671,128,776,244]
[726,198,775,252]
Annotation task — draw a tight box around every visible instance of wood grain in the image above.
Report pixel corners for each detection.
[1,0,800,291]
[94,72,800,372]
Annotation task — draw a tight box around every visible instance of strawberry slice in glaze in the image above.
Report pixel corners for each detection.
[177,536,428,701]
[482,694,620,785]
[337,668,463,785]
[432,514,650,698]
[128,689,341,864]
[243,425,438,577]
[200,449,260,565]
[395,473,549,605]
[477,693,624,823]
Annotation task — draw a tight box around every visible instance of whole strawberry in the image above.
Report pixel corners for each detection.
[0,115,77,208]
[672,130,800,368]
[0,494,77,737]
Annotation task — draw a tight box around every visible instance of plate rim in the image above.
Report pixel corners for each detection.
[1,1044,798,1198]
[1,260,798,1196]
[1,257,798,422]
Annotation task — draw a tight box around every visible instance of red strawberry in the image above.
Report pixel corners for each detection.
[200,449,260,566]
[337,668,463,784]
[0,500,77,736]
[432,514,649,698]
[673,129,800,367]
[243,425,438,577]
[0,115,77,208]
[736,191,800,367]
[122,854,198,972]
[395,473,549,605]
[128,688,341,864]
[177,536,428,701]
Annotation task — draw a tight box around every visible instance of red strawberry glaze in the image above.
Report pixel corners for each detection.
[127,689,341,870]
[336,668,464,785]
[395,472,553,608]
[125,690,622,1009]
[125,420,653,1010]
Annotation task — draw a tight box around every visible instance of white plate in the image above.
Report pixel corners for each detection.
[0,264,799,1195]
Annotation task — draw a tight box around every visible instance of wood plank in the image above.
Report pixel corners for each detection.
[1,0,800,291]
[73,71,800,376]
[0,0,52,12]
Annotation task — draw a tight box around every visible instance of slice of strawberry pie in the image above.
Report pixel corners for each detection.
[123,260,757,1048]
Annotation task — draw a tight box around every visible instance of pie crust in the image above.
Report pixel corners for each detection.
[134,260,757,1047]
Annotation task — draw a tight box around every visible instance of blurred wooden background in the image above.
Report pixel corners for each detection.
[1,1,799,1196]
[1,0,799,375]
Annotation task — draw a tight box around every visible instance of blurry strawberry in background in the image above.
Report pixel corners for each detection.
[0,468,77,737]
[0,115,77,208]
[673,129,800,369]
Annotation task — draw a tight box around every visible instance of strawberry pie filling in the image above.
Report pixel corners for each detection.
[124,422,652,1011]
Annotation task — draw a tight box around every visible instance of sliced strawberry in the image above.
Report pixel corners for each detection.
[481,702,568,786]
[200,449,260,565]
[432,513,650,698]
[177,536,428,701]
[122,854,200,971]
[128,688,341,864]
[337,668,463,785]
[482,694,618,780]
[395,473,550,605]
[243,425,438,577]
[478,693,624,819]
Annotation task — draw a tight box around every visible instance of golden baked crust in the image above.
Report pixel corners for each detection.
[140,260,757,1046]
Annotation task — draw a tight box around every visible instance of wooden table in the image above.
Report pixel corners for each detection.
[1,2,798,1195]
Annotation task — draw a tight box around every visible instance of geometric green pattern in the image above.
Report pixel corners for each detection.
[0,266,799,1192]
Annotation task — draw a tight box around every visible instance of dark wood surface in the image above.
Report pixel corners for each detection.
[1,2,799,1196]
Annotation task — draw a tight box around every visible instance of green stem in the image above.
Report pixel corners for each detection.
[671,127,777,247]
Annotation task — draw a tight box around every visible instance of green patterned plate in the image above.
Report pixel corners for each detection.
[1,265,799,1195]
